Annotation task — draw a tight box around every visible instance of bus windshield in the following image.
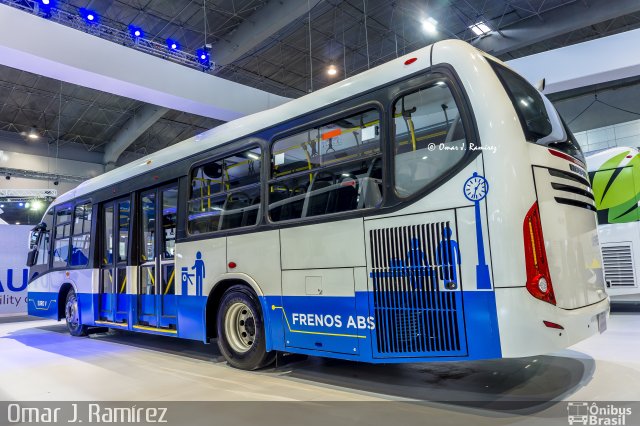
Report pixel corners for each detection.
[490,61,585,164]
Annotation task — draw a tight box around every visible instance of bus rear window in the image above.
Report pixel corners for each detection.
[490,61,585,164]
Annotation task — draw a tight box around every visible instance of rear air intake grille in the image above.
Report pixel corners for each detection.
[548,168,591,187]
[551,182,595,201]
[554,197,596,212]
[369,222,466,357]
[602,244,636,287]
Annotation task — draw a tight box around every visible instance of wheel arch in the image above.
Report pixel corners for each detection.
[57,282,78,321]
[204,273,272,351]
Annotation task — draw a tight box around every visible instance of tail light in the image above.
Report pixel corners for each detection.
[523,202,556,305]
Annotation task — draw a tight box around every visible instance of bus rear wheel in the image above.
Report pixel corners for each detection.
[216,285,275,370]
[65,289,88,337]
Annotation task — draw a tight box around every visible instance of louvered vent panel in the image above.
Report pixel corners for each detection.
[602,244,636,287]
[369,222,467,357]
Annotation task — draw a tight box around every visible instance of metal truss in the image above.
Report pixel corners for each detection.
[0,188,57,198]
[0,166,87,183]
[0,0,215,73]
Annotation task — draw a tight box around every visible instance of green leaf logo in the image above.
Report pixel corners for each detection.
[591,150,640,223]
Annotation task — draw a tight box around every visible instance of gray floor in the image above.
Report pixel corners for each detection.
[1,313,639,424]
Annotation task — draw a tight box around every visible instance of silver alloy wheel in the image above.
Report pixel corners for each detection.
[224,302,256,353]
[66,294,79,329]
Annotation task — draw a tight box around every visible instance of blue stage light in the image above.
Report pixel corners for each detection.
[166,39,179,51]
[196,48,211,68]
[129,26,143,39]
[79,8,98,24]
[39,0,54,16]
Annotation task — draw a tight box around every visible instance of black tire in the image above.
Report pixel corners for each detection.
[65,289,88,337]
[216,285,275,370]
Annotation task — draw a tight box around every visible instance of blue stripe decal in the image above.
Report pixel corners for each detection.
[28,290,501,363]
[27,292,58,318]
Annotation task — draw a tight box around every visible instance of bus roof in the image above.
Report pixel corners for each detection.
[586,146,640,171]
[52,39,479,208]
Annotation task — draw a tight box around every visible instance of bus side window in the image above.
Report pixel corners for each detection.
[70,202,92,267]
[162,187,178,258]
[53,205,73,268]
[268,108,383,222]
[36,208,54,266]
[118,200,131,262]
[188,146,262,234]
[393,82,468,197]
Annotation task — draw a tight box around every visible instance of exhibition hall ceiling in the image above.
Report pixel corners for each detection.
[0,65,223,161]
[1,0,640,160]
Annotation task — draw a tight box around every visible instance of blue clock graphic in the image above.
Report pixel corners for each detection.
[464,172,492,290]
[464,172,489,201]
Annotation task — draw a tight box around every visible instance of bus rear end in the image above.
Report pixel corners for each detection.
[484,57,609,356]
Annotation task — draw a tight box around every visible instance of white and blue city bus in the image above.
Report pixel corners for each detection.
[26,40,609,370]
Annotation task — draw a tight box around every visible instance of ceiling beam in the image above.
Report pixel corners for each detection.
[472,0,640,57]
[507,27,640,94]
[103,105,169,170]
[0,4,290,121]
[212,0,323,67]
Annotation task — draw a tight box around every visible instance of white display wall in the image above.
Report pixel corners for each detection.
[574,118,640,154]
[0,225,31,315]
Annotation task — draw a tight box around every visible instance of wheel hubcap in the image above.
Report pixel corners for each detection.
[224,302,256,353]
[66,295,79,328]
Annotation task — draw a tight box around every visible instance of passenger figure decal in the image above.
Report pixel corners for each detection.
[181,251,206,296]
[436,226,461,289]
[192,252,205,296]
[369,228,461,290]
[463,172,492,289]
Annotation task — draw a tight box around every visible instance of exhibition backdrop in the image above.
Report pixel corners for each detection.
[0,225,30,315]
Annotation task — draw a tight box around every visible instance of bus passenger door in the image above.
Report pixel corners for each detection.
[114,199,131,322]
[137,185,178,330]
[99,198,130,324]
[138,190,158,327]
[99,203,116,322]
[158,185,178,328]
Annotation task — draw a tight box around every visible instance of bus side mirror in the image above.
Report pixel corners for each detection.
[29,231,39,250]
[26,248,38,267]
[29,222,46,250]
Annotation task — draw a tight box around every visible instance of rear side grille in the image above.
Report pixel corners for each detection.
[369,222,467,357]
[551,182,595,201]
[549,168,590,187]
[554,197,596,212]
[547,168,596,212]
[602,244,636,287]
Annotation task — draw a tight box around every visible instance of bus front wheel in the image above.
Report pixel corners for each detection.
[65,289,88,337]
[216,285,275,370]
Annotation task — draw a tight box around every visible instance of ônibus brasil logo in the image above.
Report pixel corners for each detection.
[567,402,632,425]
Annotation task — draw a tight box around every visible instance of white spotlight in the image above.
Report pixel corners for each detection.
[27,128,39,140]
[469,21,491,36]
[422,17,438,34]
[31,200,44,211]
[327,65,338,76]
